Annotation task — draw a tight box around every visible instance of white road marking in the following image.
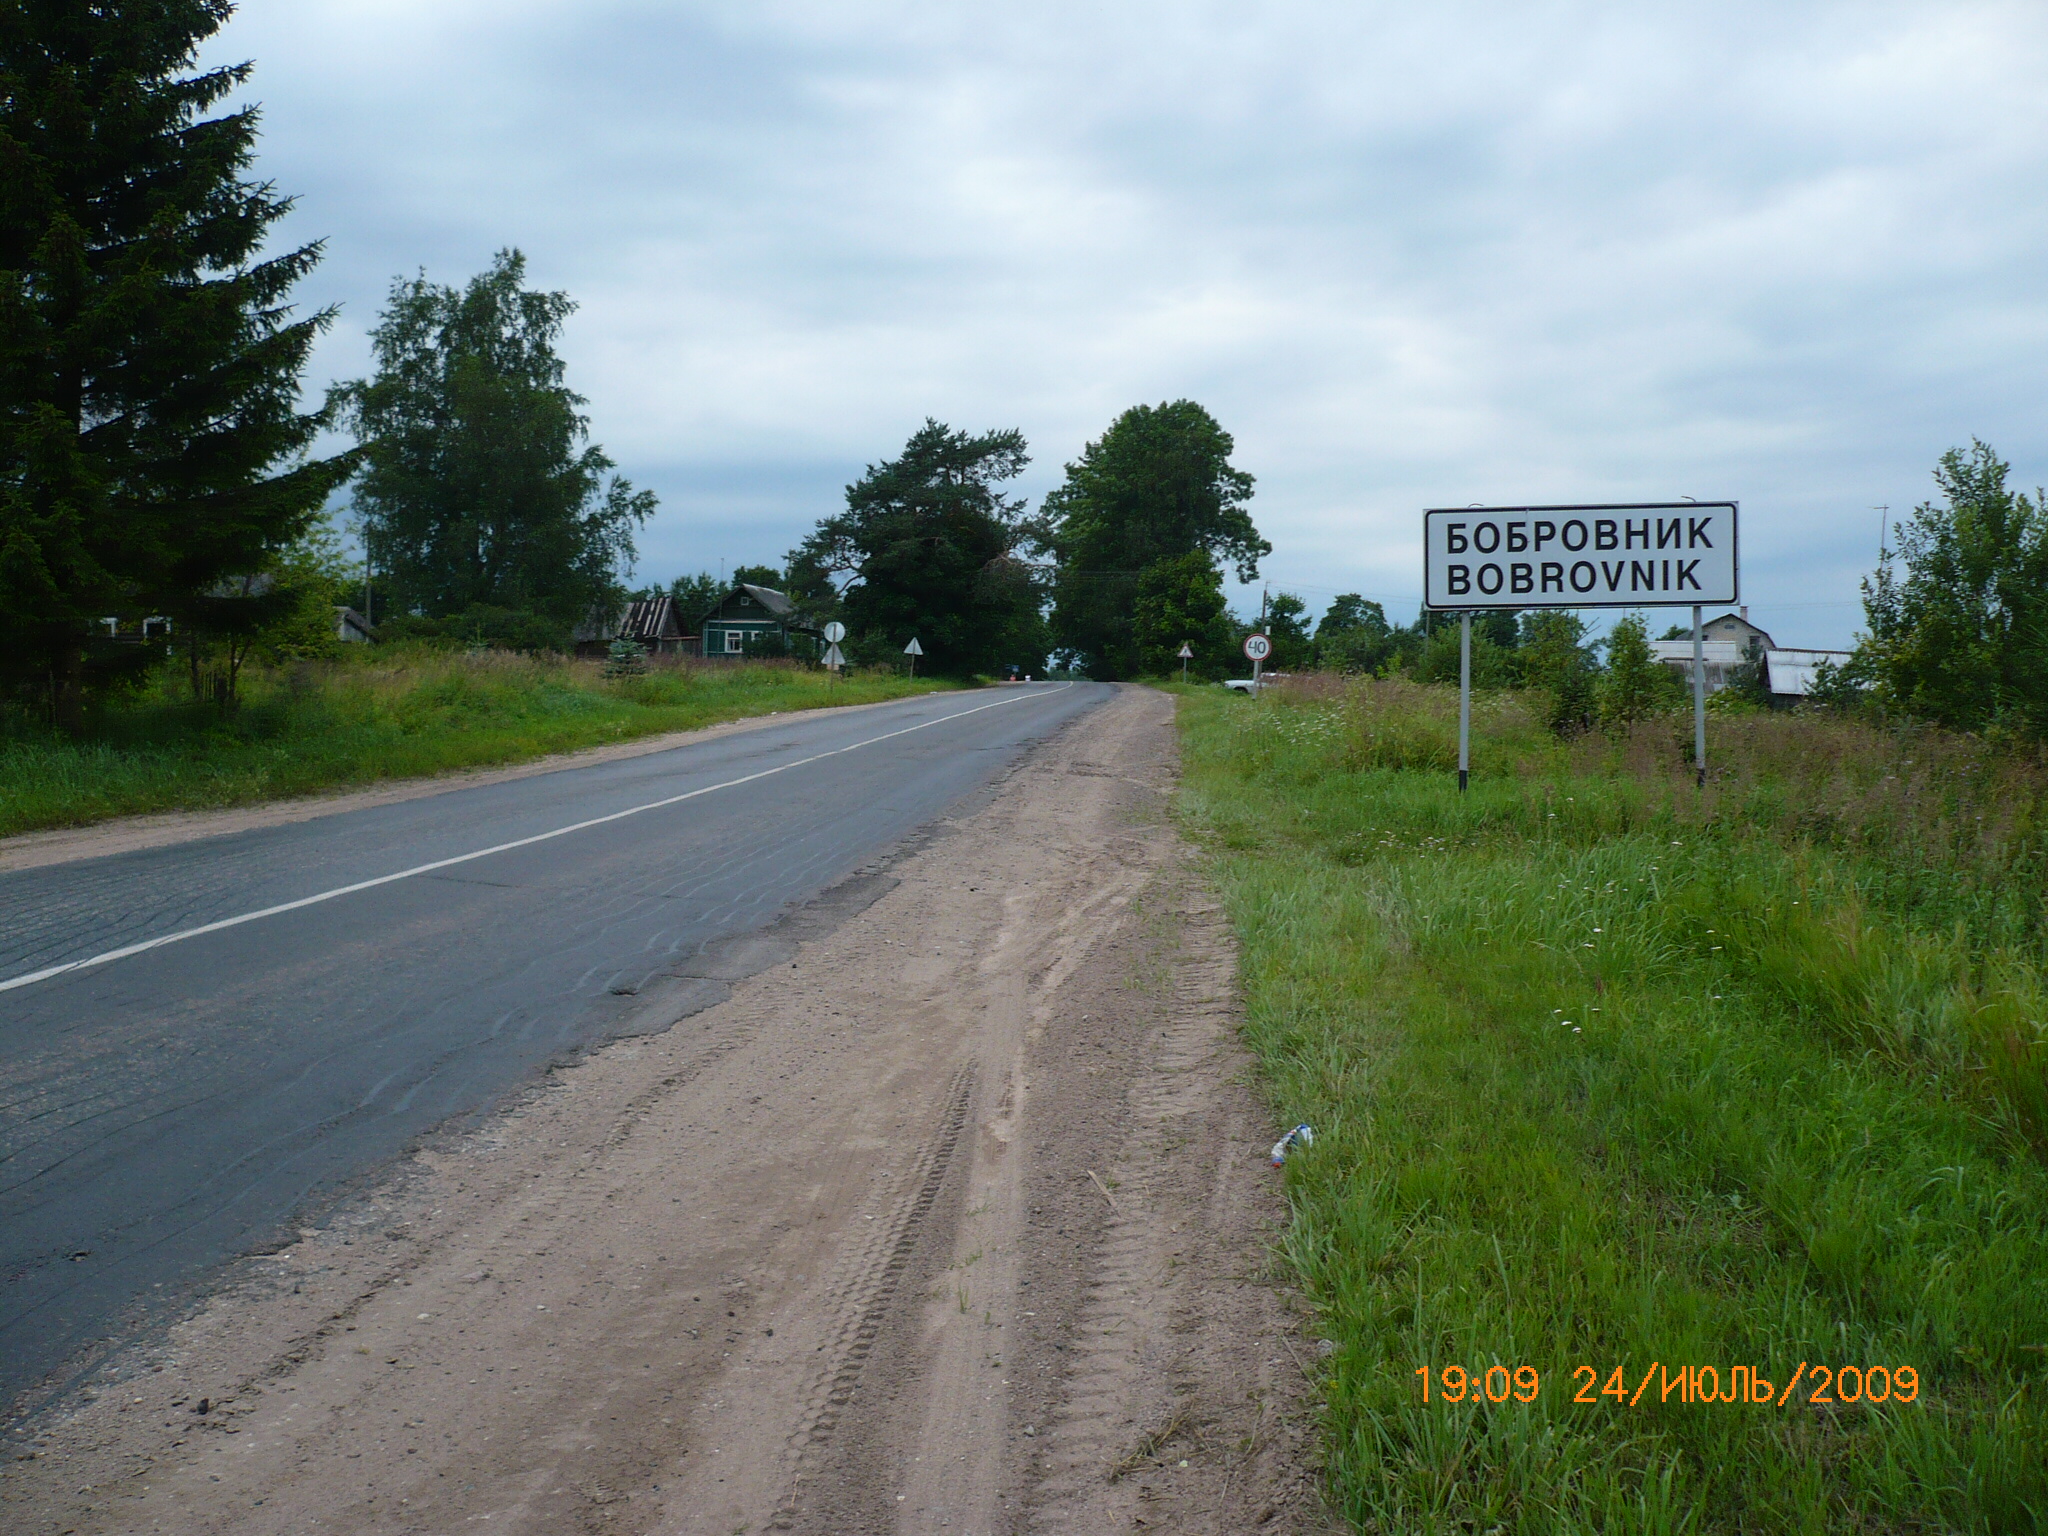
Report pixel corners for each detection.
[1,686,1072,995]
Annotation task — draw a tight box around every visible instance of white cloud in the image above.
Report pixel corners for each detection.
[212,0,2048,640]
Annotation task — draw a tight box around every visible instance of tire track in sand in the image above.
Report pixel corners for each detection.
[769,1065,977,1530]
[1024,895,1243,1531]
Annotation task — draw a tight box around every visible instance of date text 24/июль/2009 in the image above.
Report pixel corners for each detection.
[1414,1363,1919,1407]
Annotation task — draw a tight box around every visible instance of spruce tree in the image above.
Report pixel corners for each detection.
[0,0,348,726]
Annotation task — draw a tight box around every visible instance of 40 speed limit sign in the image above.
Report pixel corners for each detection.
[1242,633,1272,661]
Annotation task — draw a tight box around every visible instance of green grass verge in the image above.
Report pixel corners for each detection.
[1,651,958,839]
[1173,678,2048,1534]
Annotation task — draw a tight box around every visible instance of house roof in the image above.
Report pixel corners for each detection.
[738,583,795,616]
[618,595,683,642]
[701,583,812,628]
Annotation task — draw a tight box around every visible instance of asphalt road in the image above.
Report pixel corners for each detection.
[0,682,1109,1408]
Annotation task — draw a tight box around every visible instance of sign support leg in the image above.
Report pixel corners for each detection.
[1692,603,1706,788]
[1458,613,1471,794]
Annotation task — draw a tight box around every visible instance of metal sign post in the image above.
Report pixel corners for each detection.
[903,636,922,678]
[1692,605,1706,787]
[1243,632,1271,691]
[1458,615,1472,794]
[1177,641,1193,682]
[1421,501,1739,791]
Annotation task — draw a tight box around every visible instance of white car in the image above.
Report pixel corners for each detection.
[1222,673,1287,693]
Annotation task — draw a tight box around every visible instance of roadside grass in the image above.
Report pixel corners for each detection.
[0,651,956,838]
[1174,678,2048,1533]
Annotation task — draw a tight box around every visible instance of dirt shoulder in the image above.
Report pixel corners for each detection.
[0,689,953,876]
[1,684,1334,1535]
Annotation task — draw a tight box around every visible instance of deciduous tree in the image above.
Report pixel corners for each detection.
[1599,611,1682,731]
[1314,595,1394,673]
[333,250,653,635]
[1264,592,1314,671]
[1133,550,1236,678]
[1860,440,2048,737]
[789,420,1045,676]
[1520,611,1597,737]
[1044,401,1265,679]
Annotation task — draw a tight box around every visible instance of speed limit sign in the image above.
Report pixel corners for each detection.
[1242,633,1272,662]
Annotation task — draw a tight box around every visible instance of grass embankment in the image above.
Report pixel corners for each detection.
[1177,678,2048,1533]
[1,652,956,839]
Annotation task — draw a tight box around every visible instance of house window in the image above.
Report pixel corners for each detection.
[725,630,744,654]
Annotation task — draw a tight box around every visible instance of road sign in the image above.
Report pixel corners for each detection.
[821,642,845,668]
[1423,503,1738,611]
[822,621,847,643]
[903,638,922,656]
[1176,643,1193,659]
[1242,633,1272,661]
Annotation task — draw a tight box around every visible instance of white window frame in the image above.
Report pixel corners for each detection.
[724,629,744,654]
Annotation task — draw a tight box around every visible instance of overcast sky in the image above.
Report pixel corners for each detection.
[206,0,2048,645]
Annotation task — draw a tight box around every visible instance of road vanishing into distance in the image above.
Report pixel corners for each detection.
[0,683,1108,1408]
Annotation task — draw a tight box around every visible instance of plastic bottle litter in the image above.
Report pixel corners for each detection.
[1269,1124,1314,1166]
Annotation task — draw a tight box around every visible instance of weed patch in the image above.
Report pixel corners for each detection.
[1177,679,2048,1533]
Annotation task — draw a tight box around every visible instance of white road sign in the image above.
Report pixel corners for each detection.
[1424,503,1737,610]
[821,642,846,668]
[903,637,923,656]
[1176,643,1193,659]
[1243,633,1272,661]
[822,621,847,643]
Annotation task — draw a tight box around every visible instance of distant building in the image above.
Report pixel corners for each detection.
[1647,638,1746,693]
[1647,610,1849,703]
[699,584,814,656]
[573,594,691,657]
[1762,649,1854,699]
[1701,611,1775,650]
[335,607,373,644]
[616,595,689,653]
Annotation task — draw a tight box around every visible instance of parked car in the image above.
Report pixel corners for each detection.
[1222,673,1287,693]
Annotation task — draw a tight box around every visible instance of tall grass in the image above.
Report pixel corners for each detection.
[0,650,956,838]
[1178,679,2048,1533]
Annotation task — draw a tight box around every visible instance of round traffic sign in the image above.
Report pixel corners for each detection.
[822,621,846,643]
[1243,633,1272,662]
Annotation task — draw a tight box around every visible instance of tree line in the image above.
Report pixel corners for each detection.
[6,4,2039,743]
[0,2,1278,717]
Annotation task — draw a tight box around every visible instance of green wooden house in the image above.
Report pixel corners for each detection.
[699,583,814,656]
